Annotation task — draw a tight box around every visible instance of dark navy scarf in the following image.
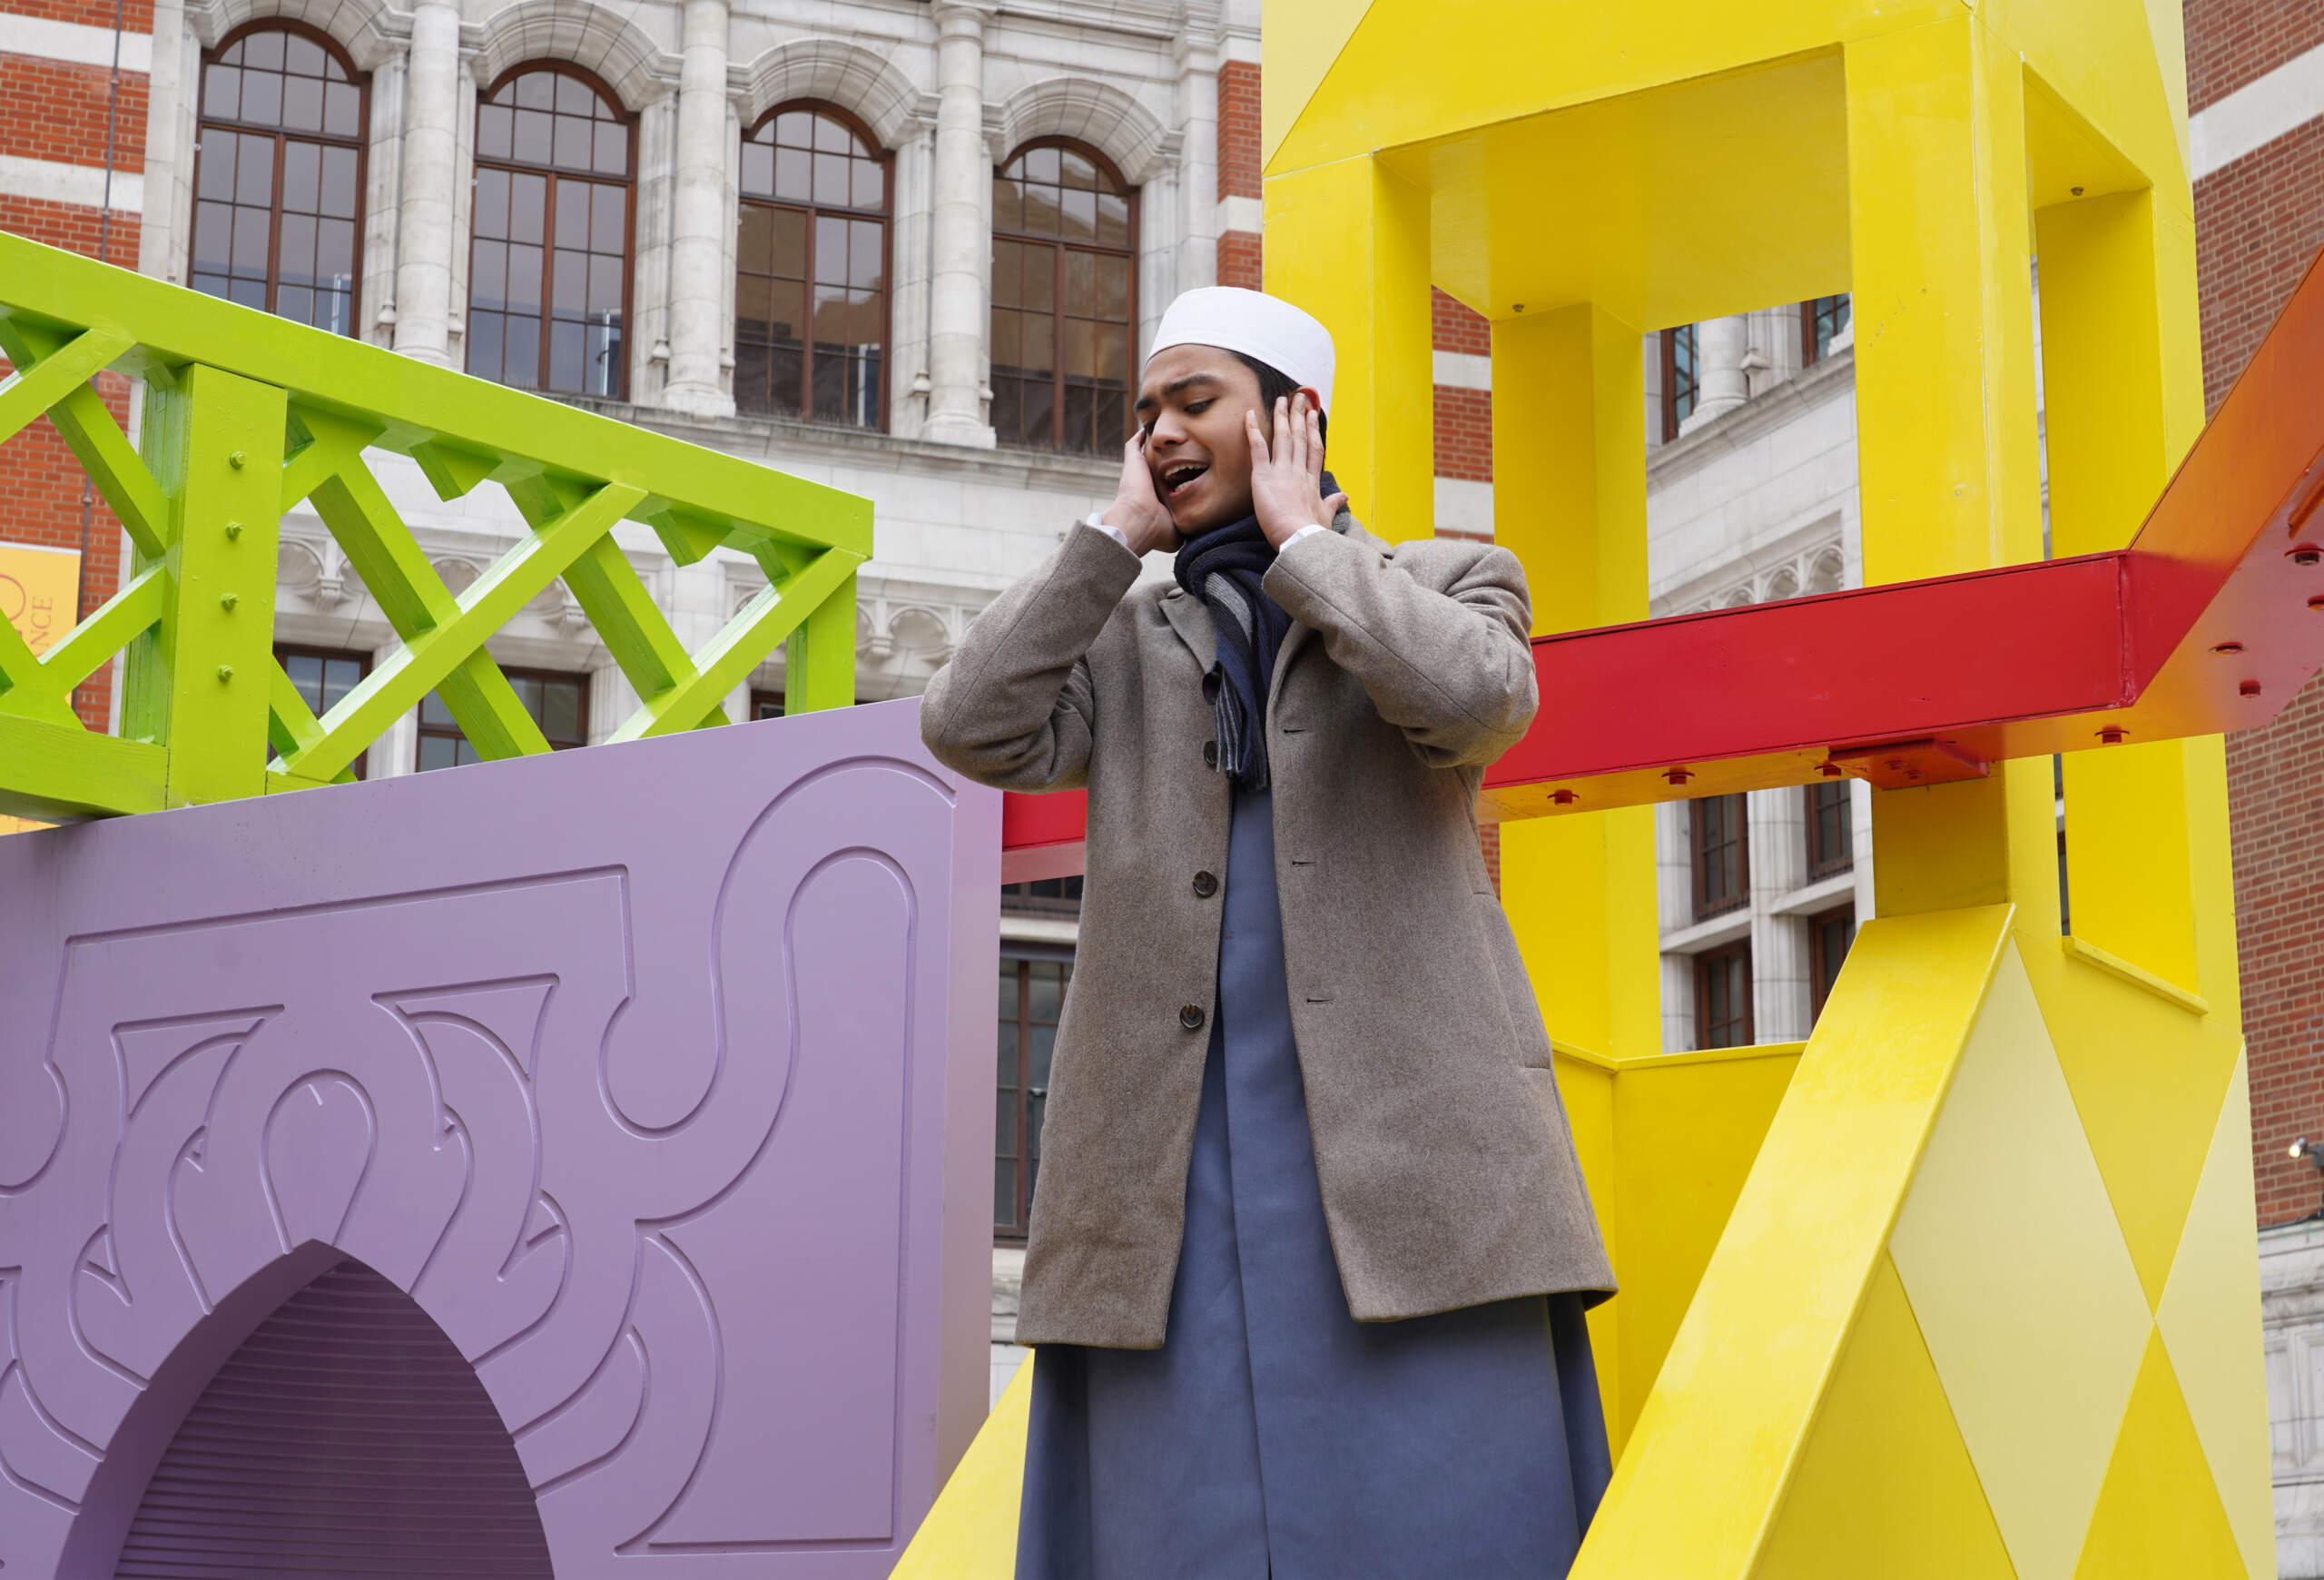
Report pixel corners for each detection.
[1172,472,1342,790]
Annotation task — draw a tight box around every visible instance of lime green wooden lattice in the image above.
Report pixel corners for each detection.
[0,232,869,820]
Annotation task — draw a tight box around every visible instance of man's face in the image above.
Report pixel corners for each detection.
[1133,345,1265,535]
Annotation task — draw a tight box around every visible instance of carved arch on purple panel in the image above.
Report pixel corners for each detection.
[91,1251,554,1576]
[1,748,962,1577]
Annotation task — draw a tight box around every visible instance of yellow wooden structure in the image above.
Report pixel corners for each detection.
[897,0,2270,1574]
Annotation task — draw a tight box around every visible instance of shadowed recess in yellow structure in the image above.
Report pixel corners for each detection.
[2071,1332,2249,1578]
[1602,1050,1801,1454]
[1379,50,1851,331]
[1753,1252,2014,1579]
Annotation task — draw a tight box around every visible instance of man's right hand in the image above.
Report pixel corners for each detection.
[1102,433,1179,556]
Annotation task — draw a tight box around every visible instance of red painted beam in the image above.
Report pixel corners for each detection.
[1000,248,2324,878]
[1002,789,1088,885]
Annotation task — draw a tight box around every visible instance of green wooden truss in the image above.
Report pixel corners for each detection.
[0,231,869,821]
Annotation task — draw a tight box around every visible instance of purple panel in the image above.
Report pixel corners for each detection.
[0,700,1001,1577]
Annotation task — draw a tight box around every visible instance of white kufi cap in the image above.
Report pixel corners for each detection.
[1145,287,1335,414]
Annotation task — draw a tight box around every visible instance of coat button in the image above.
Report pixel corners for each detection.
[1179,1003,1206,1031]
[1192,871,1218,898]
[1202,740,1218,769]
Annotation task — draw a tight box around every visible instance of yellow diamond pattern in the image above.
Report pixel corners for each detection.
[1889,943,2155,1580]
[2157,1054,2276,1579]
[1754,1252,2014,1579]
[2072,1331,2250,1577]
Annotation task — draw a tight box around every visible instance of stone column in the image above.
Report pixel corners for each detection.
[391,0,463,366]
[1657,801,1696,1051]
[1748,786,1813,1042]
[888,125,937,438]
[363,52,407,342]
[663,0,734,414]
[1172,28,1219,296]
[923,0,995,447]
[1689,312,1751,426]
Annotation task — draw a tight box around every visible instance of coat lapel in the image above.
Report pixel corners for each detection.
[1268,510,1377,705]
[1157,586,1215,675]
[1169,510,1379,705]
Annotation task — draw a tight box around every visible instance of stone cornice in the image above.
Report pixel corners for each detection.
[1646,346,1856,493]
[994,0,1183,44]
[561,394,1118,493]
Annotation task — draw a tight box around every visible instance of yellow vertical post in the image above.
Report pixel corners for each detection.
[1846,18,2058,937]
[1490,302,1658,1445]
[1846,16,2045,587]
[1263,154,1434,544]
[1491,307,1649,637]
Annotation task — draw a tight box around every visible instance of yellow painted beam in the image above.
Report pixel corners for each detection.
[891,1358,1033,1578]
[1572,905,2013,1578]
[1262,154,1434,544]
[1490,305,1647,637]
[1848,15,2044,587]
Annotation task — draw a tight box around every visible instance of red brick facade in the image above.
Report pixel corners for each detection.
[0,5,147,732]
[2193,115,2324,414]
[1217,60,1260,201]
[0,190,137,259]
[1433,385,1492,481]
[2234,671,2324,1224]
[5,0,153,31]
[1431,288,1493,485]
[0,389,128,729]
[2185,0,2324,1225]
[2185,0,2324,111]
[1217,229,1263,291]
[1216,60,1262,291]
[0,53,147,171]
[1433,286,1491,356]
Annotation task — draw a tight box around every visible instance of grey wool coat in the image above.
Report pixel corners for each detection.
[919,513,1615,1349]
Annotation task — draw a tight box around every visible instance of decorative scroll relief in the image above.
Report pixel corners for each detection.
[0,741,969,1575]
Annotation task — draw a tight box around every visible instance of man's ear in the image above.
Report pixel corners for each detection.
[1295,387,1327,456]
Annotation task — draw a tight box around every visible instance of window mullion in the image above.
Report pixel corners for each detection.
[1053,242,1066,449]
[539,173,558,392]
[266,130,288,316]
[802,205,816,418]
[1017,963,1032,1232]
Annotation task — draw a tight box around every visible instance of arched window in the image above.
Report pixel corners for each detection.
[190,23,367,334]
[991,140,1136,453]
[735,103,890,428]
[469,66,633,398]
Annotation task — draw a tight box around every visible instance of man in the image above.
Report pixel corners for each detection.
[921,288,1613,1578]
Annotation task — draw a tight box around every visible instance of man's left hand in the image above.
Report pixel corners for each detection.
[1246,393,1348,550]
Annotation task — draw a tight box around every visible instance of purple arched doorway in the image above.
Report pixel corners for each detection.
[113,1258,551,1578]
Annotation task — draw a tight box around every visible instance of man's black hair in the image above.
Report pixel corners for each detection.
[1230,350,1328,450]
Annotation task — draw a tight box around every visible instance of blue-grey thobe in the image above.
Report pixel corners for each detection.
[1016,786,1612,1579]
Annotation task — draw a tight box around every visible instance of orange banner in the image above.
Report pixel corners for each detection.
[1,542,78,834]
[0,542,78,659]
